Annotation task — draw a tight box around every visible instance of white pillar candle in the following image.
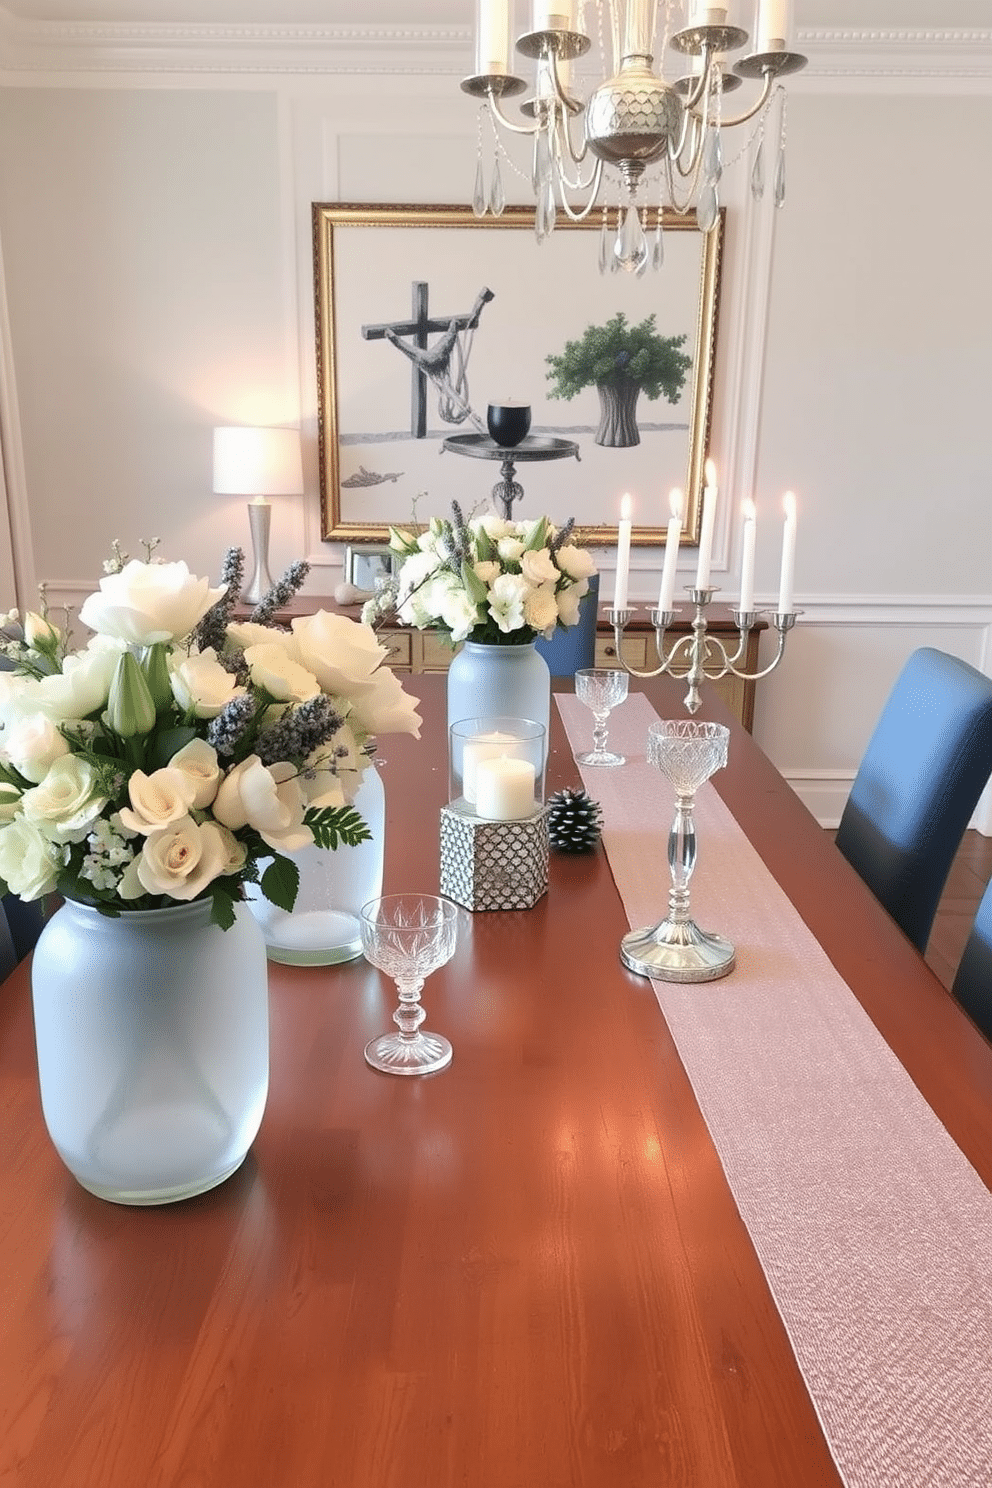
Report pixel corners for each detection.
[462,730,522,803]
[755,0,792,51]
[613,492,633,611]
[739,497,756,612]
[532,0,574,30]
[657,488,683,613]
[687,1,728,27]
[777,490,797,613]
[475,756,537,821]
[477,0,510,74]
[695,459,718,591]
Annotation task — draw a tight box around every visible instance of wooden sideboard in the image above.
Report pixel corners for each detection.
[235,598,764,733]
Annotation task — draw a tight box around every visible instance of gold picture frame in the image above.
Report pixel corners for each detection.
[313,202,723,547]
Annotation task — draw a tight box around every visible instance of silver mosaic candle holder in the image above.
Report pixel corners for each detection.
[439,805,550,913]
[606,588,799,716]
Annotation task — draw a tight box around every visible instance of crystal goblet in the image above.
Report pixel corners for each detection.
[620,720,736,982]
[360,894,458,1075]
[574,667,629,767]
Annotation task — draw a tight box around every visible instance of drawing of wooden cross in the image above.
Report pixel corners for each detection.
[361,281,493,438]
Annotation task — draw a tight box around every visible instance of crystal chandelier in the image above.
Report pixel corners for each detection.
[462,0,808,273]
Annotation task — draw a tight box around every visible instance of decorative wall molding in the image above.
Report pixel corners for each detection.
[0,12,989,81]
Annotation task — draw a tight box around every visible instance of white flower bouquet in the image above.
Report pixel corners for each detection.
[363,505,597,647]
[0,545,420,927]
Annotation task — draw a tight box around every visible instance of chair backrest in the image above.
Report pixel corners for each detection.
[0,894,45,983]
[951,876,992,1042]
[534,574,599,678]
[834,647,992,953]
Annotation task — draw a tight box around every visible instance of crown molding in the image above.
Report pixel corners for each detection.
[0,14,990,80]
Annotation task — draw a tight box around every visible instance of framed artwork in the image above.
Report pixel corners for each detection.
[313,203,723,547]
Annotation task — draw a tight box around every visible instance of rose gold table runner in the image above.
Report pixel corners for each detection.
[558,691,992,1488]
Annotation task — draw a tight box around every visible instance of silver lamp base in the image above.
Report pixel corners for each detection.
[620,918,735,983]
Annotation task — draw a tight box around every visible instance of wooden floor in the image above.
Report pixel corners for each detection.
[924,829,992,991]
[827,828,992,993]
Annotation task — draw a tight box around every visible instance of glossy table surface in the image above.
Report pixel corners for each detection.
[3,674,992,1488]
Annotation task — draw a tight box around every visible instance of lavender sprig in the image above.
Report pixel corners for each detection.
[255,696,345,767]
[549,517,575,556]
[206,694,258,758]
[193,547,245,654]
[250,561,310,626]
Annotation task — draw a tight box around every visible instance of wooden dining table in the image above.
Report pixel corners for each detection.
[2,672,992,1488]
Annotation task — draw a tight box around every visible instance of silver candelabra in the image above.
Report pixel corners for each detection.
[606,587,799,714]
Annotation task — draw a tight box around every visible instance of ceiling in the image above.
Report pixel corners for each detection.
[0,0,986,29]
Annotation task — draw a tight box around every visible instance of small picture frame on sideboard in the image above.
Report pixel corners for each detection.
[344,544,394,594]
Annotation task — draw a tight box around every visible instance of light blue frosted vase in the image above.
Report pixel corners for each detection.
[447,639,551,736]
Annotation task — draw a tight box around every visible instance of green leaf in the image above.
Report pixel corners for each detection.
[474,524,494,562]
[306,806,372,851]
[523,517,549,552]
[460,559,488,606]
[260,854,300,913]
[149,725,198,771]
[208,882,238,931]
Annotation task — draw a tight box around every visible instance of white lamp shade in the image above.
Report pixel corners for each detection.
[212,426,304,497]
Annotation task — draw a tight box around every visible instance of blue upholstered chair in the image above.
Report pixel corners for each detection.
[535,574,599,678]
[834,647,992,953]
[951,878,992,1042]
[0,895,45,983]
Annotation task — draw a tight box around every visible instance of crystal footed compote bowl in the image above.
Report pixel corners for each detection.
[620,720,736,983]
[574,668,629,767]
[360,894,458,1075]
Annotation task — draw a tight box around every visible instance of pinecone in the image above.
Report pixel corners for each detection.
[547,788,603,854]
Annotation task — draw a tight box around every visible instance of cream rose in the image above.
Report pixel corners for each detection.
[291,611,390,697]
[555,544,596,581]
[520,548,559,586]
[170,648,246,719]
[21,756,106,844]
[168,738,222,809]
[0,817,60,899]
[347,665,422,739]
[132,817,233,901]
[523,583,561,636]
[243,642,321,705]
[78,559,226,646]
[118,767,198,835]
[556,579,590,628]
[213,755,313,853]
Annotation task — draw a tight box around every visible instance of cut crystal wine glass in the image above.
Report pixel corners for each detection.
[620,720,736,983]
[574,667,629,767]
[360,894,458,1075]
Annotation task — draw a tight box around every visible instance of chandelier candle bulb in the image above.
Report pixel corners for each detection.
[695,460,718,591]
[756,0,793,50]
[613,493,633,611]
[477,0,511,74]
[687,1,729,26]
[475,757,537,821]
[739,498,757,613]
[657,488,684,613]
[532,1,574,30]
[778,490,797,613]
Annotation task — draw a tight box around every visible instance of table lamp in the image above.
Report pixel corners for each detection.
[212,426,304,604]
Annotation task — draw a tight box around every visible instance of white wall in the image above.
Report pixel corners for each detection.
[0,20,989,825]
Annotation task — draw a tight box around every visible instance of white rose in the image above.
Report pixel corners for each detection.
[170,648,245,719]
[291,611,389,696]
[169,738,222,809]
[438,586,482,645]
[0,816,60,899]
[213,755,313,853]
[3,713,71,783]
[474,515,513,541]
[521,549,558,586]
[118,767,198,835]
[347,665,422,739]
[224,621,282,653]
[556,578,590,628]
[243,641,321,704]
[555,544,596,581]
[524,583,561,636]
[21,756,107,844]
[398,548,444,595]
[78,559,226,646]
[133,817,233,901]
[496,537,526,564]
[472,560,500,587]
[25,641,124,724]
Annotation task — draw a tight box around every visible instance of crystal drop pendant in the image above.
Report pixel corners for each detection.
[536,178,556,241]
[773,148,786,208]
[696,184,718,234]
[533,128,552,196]
[598,217,609,275]
[750,140,765,201]
[489,155,505,216]
[652,217,664,270]
[472,158,487,218]
[702,125,723,185]
[614,204,648,275]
